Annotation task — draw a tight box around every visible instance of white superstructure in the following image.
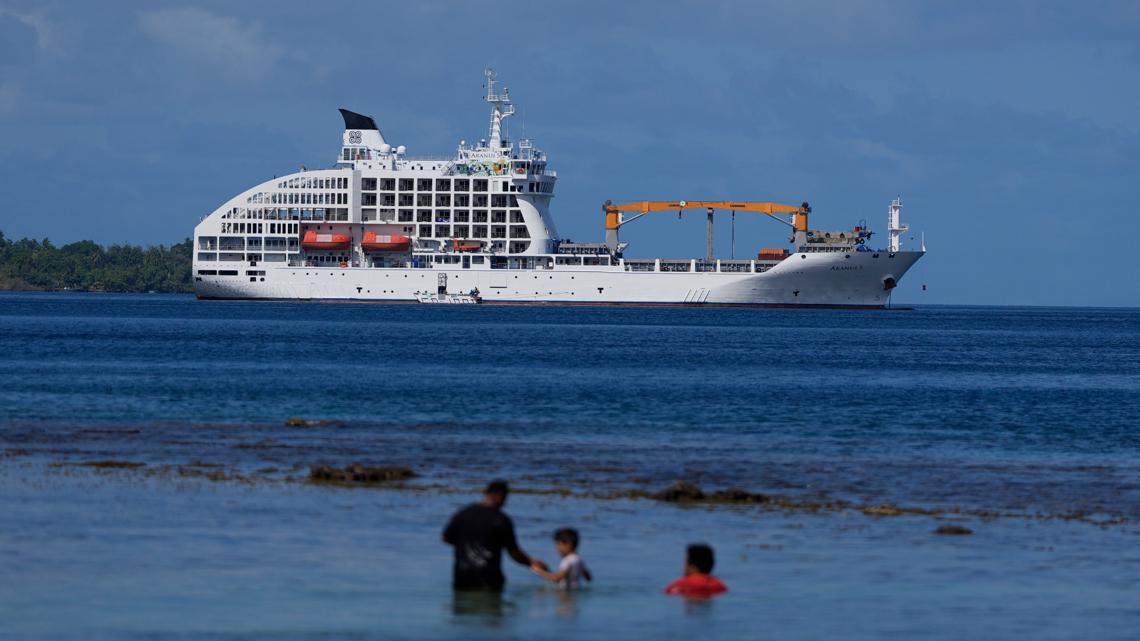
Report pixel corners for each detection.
[193,69,924,307]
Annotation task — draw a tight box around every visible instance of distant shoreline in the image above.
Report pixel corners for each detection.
[0,231,193,294]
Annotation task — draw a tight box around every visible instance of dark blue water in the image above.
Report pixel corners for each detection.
[2,293,1138,639]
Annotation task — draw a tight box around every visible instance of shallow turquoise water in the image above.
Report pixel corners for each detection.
[0,293,1138,639]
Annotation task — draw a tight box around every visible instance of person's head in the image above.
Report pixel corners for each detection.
[684,543,715,576]
[482,479,509,508]
[552,528,579,556]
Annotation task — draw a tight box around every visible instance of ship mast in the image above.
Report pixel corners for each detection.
[888,196,908,252]
[485,67,514,149]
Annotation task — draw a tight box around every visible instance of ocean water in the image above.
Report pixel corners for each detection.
[1,293,1138,639]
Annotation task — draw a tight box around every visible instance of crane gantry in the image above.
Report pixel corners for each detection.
[602,200,811,260]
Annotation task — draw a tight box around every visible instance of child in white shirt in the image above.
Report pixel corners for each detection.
[533,527,592,589]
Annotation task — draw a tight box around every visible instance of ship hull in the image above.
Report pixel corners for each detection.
[194,250,923,308]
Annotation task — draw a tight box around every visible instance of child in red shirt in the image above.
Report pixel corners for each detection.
[664,543,727,598]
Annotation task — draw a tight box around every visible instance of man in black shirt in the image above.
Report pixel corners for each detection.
[442,480,547,591]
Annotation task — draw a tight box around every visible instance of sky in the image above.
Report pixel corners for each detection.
[1,0,1138,306]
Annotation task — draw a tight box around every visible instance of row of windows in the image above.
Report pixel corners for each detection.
[198,252,288,263]
[358,177,539,194]
[214,224,300,238]
[201,236,300,251]
[415,224,530,239]
[221,222,264,234]
[247,192,347,205]
[363,178,489,192]
[361,193,521,208]
[361,209,527,224]
[362,176,531,192]
[260,175,544,201]
[226,207,350,220]
[225,210,350,226]
[277,176,348,190]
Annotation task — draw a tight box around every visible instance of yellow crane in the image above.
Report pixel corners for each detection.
[602,200,811,260]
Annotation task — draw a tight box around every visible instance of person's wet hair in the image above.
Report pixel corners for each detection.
[484,479,509,497]
[687,544,715,574]
[553,527,579,550]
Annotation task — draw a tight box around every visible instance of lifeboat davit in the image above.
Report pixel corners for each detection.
[301,230,351,250]
[362,231,411,252]
[451,239,483,252]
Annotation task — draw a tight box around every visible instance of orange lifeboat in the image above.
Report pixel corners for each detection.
[302,230,351,250]
[451,239,483,252]
[362,231,411,252]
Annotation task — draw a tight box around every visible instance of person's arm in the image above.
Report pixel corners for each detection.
[503,517,548,571]
[532,563,568,582]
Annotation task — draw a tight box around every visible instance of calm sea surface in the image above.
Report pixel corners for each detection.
[1,293,1138,639]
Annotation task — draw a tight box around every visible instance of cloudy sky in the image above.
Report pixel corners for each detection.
[1,1,1138,306]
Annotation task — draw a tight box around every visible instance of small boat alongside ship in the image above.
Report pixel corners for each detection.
[193,69,924,307]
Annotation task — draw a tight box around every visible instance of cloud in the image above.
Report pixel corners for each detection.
[137,7,306,84]
[679,0,1140,54]
[0,7,65,56]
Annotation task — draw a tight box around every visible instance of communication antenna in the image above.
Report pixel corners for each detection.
[484,66,514,148]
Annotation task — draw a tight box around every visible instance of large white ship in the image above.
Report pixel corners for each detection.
[193,69,923,307]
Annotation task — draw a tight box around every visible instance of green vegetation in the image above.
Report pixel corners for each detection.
[0,231,193,293]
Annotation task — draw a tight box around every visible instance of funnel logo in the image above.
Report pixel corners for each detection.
[348,130,362,144]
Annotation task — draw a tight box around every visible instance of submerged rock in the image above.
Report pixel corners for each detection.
[79,460,146,469]
[285,417,341,428]
[709,488,772,504]
[654,482,705,502]
[862,504,905,516]
[308,464,415,484]
[934,525,973,535]
[652,482,771,504]
[861,503,940,517]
